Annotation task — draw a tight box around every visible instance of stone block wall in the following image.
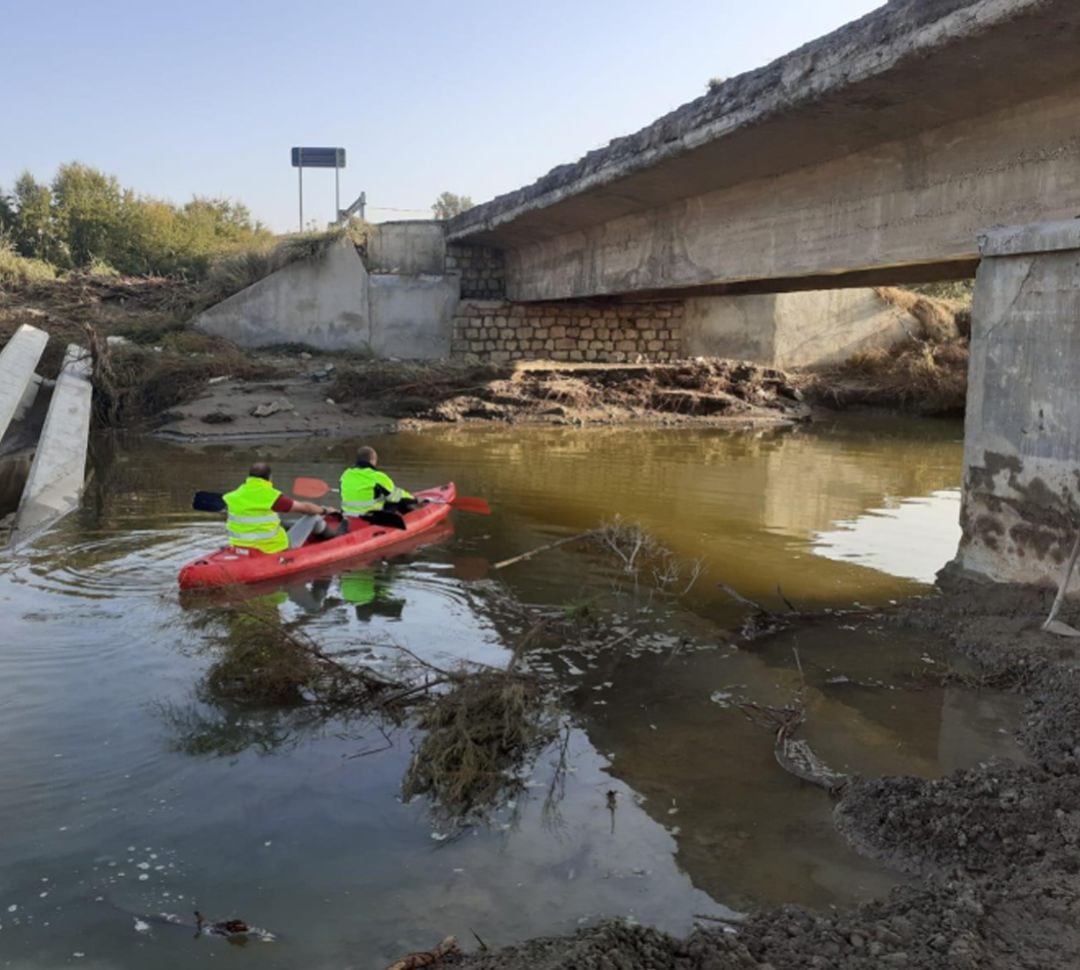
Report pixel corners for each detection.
[450,299,684,362]
[446,244,506,299]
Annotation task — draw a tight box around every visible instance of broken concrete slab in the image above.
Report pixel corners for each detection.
[10,345,92,547]
[0,324,49,448]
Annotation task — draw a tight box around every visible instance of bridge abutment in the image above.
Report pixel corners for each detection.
[953,220,1080,587]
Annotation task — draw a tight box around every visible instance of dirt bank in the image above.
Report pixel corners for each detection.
[334,358,810,427]
[456,582,1080,970]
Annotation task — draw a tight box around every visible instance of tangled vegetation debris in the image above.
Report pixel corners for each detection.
[83,323,280,428]
[187,604,407,709]
[805,287,970,416]
[401,664,557,825]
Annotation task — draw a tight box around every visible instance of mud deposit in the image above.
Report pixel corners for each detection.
[462,584,1080,969]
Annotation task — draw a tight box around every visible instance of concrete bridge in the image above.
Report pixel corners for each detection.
[447,0,1080,304]
[445,0,1080,591]
[195,0,1080,591]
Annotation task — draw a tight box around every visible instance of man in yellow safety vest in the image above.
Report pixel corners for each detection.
[223,461,333,554]
[339,446,416,518]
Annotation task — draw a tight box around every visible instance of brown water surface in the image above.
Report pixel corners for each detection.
[0,417,1023,968]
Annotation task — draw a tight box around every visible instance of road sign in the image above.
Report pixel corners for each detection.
[291,147,347,231]
[291,147,345,168]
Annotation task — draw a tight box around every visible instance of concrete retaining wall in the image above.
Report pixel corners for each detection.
[683,289,914,368]
[196,237,371,351]
[952,219,1080,587]
[369,275,459,359]
[367,221,446,276]
[195,233,461,359]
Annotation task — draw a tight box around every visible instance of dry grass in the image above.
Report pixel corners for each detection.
[810,337,969,415]
[874,286,966,343]
[197,230,347,308]
[0,241,57,289]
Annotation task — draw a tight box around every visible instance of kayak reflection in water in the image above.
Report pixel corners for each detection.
[340,446,418,519]
[340,567,405,621]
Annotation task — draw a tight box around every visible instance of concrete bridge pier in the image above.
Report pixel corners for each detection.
[952,220,1080,588]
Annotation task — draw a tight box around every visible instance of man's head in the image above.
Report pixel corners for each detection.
[249,461,272,481]
[356,446,378,467]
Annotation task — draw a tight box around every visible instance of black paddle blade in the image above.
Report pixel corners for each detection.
[364,510,407,531]
[192,491,227,513]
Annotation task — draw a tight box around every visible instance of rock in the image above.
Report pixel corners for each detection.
[207,375,230,385]
[875,926,903,946]
[250,399,290,418]
[105,335,129,347]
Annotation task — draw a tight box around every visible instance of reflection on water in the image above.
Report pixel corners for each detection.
[0,416,1022,969]
[811,489,962,584]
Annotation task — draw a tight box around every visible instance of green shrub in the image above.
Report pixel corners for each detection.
[0,239,57,288]
[1,163,274,280]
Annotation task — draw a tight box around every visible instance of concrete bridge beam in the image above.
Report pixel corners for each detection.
[0,324,48,448]
[952,220,1080,587]
[11,345,93,546]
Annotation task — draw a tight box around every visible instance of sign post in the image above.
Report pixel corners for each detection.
[290,147,347,232]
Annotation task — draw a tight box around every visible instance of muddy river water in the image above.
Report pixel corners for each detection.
[0,416,1024,968]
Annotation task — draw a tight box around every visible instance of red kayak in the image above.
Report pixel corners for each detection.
[178,483,456,590]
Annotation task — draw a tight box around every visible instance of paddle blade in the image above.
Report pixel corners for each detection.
[452,496,490,515]
[287,514,322,549]
[293,476,332,499]
[192,491,226,513]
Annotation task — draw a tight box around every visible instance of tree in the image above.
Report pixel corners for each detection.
[432,191,474,220]
[0,188,14,236]
[0,162,275,278]
[10,172,57,263]
[50,163,124,268]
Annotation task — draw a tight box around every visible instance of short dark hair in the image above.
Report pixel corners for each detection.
[249,461,272,480]
[356,446,378,466]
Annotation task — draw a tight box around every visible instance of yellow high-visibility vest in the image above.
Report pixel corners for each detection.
[222,477,288,554]
[340,466,412,516]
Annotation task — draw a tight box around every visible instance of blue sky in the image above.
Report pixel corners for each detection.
[2,0,879,232]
